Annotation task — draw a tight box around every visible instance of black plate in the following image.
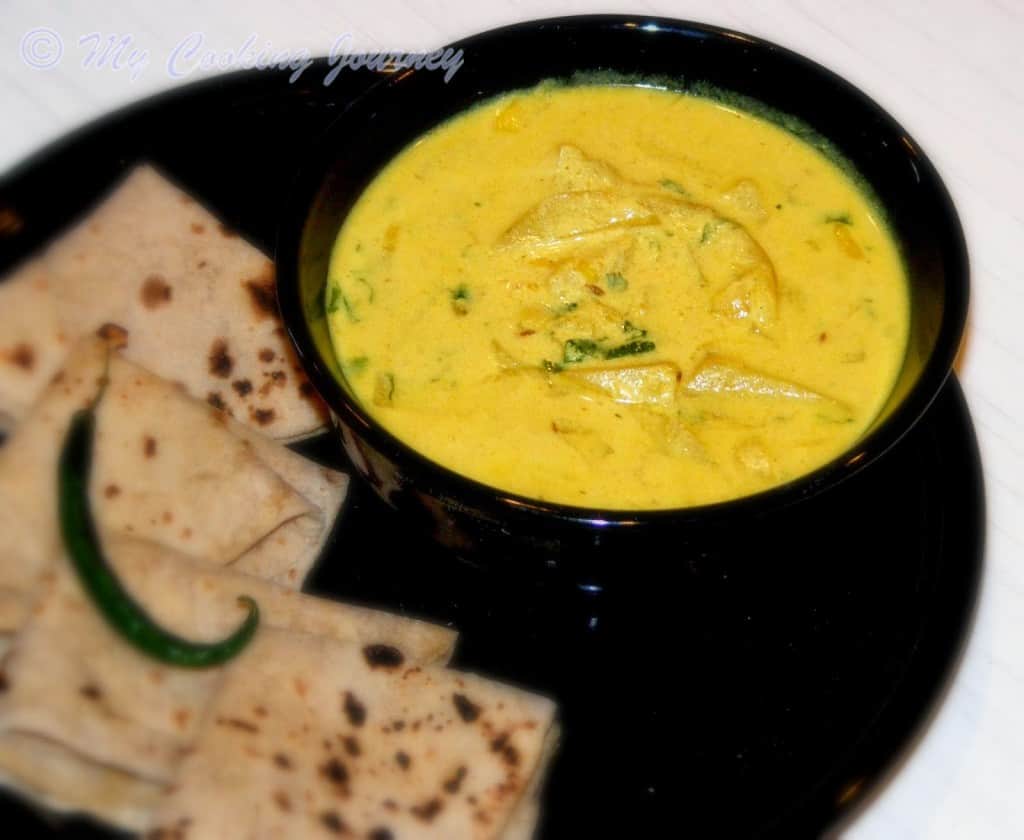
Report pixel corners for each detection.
[0,54,984,838]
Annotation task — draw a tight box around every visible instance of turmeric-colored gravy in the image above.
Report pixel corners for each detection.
[327,84,909,509]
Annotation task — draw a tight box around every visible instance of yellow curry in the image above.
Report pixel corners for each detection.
[326,84,908,509]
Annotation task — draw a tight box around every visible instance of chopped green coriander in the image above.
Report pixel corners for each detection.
[659,178,688,195]
[622,320,647,339]
[325,284,341,314]
[326,283,359,322]
[355,276,375,302]
[344,356,369,375]
[604,340,656,359]
[699,220,725,245]
[605,272,628,291]
[451,284,472,315]
[563,339,601,364]
[374,372,395,405]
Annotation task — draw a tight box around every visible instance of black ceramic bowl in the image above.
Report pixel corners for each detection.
[277,15,968,577]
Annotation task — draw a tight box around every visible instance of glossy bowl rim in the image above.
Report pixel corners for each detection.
[276,13,970,528]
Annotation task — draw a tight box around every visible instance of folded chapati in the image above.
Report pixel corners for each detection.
[0,336,346,639]
[0,165,329,439]
[226,419,349,588]
[147,628,556,839]
[0,536,457,830]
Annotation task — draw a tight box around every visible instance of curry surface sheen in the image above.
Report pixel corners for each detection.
[326,84,909,509]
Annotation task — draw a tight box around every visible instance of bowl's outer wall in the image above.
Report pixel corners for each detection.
[281,17,969,569]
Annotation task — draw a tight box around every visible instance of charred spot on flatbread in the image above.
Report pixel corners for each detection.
[143,436,158,458]
[249,407,276,426]
[319,811,348,834]
[232,379,253,397]
[452,693,481,723]
[243,270,278,319]
[258,370,287,396]
[490,733,520,766]
[208,339,234,379]
[342,691,366,727]
[205,392,229,414]
[320,757,350,794]
[79,684,103,701]
[8,343,35,371]
[96,323,129,348]
[410,797,443,821]
[442,765,468,794]
[362,644,405,670]
[140,275,173,309]
[258,348,276,363]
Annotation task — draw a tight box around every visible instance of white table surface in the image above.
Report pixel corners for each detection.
[1,1,1020,836]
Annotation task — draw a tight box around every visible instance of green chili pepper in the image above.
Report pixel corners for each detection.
[58,385,259,668]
